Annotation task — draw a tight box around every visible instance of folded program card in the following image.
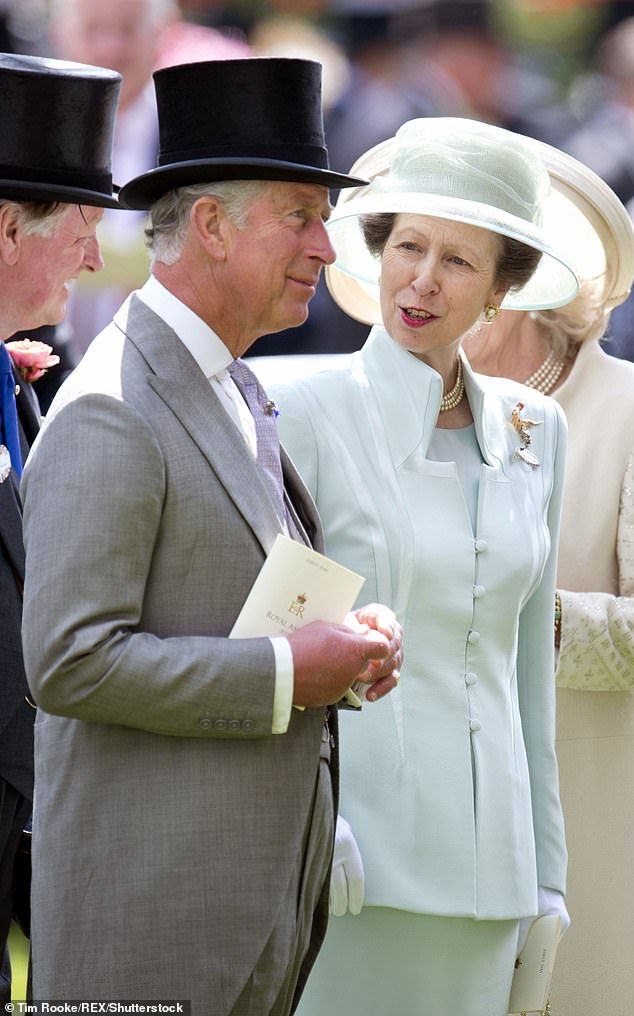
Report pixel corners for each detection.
[508,915,561,1015]
[230,534,367,706]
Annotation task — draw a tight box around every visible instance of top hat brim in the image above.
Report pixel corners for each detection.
[117,158,369,211]
[0,177,120,210]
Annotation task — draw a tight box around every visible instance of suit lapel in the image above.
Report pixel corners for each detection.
[0,474,25,579]
[118,296,289,555]
[281,448,322,552]
[15,371,41,461]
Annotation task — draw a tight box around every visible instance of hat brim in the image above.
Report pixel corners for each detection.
[326,191,581,319]
[325,129,634,323]
[0,178,120,210]
[117,158,368,210]
[525,136,634,311]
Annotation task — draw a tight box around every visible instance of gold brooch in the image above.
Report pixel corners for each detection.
[510,401,541,467]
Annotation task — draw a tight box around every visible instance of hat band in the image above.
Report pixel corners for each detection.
[157,142,330,169]
[0,163,112,193]
[378,166,544,225]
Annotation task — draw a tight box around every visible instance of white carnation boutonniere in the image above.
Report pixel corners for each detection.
[510,401,541,468]
[6,338,60,383]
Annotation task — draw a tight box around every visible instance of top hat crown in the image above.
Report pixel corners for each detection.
[118,58,367,210]
[0,52,121,208]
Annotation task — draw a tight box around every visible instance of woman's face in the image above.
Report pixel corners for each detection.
[379,213,507,364]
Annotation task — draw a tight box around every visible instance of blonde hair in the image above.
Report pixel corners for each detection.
[530,276,611,358]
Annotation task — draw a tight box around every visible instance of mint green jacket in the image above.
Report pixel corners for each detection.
[273,326,568,920]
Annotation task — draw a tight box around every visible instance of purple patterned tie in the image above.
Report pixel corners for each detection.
[229,358,285,522]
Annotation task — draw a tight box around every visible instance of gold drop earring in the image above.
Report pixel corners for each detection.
[483,303,499,322]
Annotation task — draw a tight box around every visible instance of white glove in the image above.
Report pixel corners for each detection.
[517,887,571,955]
[329,815,365,917]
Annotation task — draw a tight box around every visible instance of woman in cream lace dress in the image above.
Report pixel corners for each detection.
[464,145,634,1015]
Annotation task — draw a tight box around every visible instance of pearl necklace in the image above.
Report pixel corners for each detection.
[523,349,564,395]
[439,358,465,412]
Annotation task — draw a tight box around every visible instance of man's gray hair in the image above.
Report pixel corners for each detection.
[146,180,270,266]
[0,200,69,237]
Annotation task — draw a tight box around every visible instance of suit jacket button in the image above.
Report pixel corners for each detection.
[242,720,255,731]
[228,719,241,731]
[199,717,212,729]
[214,719,228,730]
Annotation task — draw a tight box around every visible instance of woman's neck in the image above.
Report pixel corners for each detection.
[462,312,550,383]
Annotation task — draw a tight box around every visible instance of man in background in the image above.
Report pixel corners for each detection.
[0,52,120,999]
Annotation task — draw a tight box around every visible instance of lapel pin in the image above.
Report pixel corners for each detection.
[510,402,541,468]
[264,399,279,418]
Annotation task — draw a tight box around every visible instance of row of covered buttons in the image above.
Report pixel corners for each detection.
[469,539,488,733]
[198,717,255,731]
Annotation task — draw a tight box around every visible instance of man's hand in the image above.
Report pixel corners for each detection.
[288,610,401,708]
[347,603,403,702]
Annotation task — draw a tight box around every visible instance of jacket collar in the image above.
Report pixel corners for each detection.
[114,294,286,555]
[356,326,510,472]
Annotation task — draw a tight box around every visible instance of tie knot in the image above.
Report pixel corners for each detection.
[229,359,279,418]
[228,357,255,387]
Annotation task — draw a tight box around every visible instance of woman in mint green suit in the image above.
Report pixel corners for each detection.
[271,119,582,1016]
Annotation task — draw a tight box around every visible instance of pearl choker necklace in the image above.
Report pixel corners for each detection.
[439,358,465,412]
[523,350,564,395]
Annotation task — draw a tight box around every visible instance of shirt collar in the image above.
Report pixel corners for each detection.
[136,275,233,380]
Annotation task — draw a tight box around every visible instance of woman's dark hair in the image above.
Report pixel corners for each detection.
[360,212,543,294]
[361,213,395,259]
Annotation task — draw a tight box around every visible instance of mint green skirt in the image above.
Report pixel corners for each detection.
[297,907,519,1016]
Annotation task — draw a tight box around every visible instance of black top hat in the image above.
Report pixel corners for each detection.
[118,58,367,210]
[0,53,121,209]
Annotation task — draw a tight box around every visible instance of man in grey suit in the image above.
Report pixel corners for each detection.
[0,53,121,1000]
[21,58,402,1014]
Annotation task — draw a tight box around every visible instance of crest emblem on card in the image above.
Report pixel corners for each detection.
[0,444,12,483]
[288,593,307,618]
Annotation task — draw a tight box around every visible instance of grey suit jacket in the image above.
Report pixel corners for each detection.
[21,295,334,1011]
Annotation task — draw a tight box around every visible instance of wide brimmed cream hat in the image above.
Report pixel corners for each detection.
[325,118,631,322]
[527,135,634,312]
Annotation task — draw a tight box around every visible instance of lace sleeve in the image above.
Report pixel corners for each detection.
[555,448,634,691]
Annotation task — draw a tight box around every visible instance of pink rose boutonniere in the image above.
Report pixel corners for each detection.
[6,338,60,382]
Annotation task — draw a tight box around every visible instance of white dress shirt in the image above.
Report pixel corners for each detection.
[137,276,293,732]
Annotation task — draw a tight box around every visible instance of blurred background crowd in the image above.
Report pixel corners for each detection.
[2,0,633,394]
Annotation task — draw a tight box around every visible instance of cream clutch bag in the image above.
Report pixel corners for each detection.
[508,915,561,1015]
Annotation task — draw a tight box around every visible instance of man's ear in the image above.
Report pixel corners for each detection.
[0,203,23,266]
[191,196,229,262]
